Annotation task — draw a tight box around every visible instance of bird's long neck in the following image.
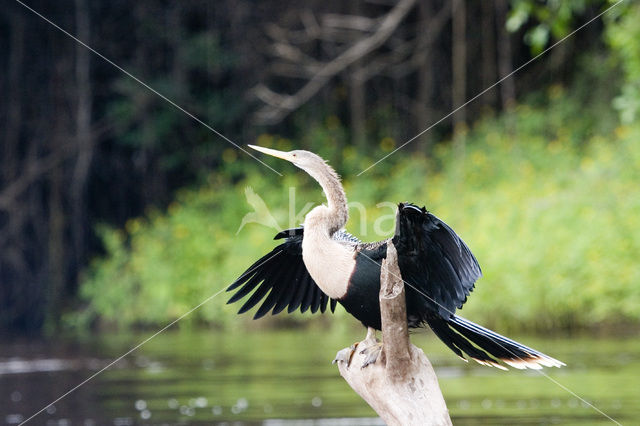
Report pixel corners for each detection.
[306,164,348,235]
[301,163,353,300]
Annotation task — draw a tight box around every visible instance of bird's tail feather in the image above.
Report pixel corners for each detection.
[427,314,565,370]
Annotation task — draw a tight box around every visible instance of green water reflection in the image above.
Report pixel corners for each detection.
[1,327,638,425]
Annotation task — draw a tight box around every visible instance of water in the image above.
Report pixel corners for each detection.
[1,327,638,425]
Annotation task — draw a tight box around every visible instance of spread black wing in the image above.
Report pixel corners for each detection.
[226,228,337,319]
[393,203,482,319]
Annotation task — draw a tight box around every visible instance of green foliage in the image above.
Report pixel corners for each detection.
[107,26,244,180]
[605,1,640,123]
[507,0,595,54]
[75,73,640,331]
[506,0,640,124]
[428,110,640,331]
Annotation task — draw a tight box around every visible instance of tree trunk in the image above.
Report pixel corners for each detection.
[349,69,366,150]
[416,0,434,153]
[452,0,467,164]
[349,1,367,151]
[3,10,24,184]
[335,243,452,426]
[495,0,516,109]
[481,0,497,108]
[451,0,466,129]
[46,57,72,329]
[71,0,93,288]
[47,146,66,330]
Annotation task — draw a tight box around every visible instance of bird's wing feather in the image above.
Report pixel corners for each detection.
[227,228,337,319]
[393,204,482,319]
[273,227,303,240]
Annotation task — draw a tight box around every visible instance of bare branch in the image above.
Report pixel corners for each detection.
[300,9,321,38]
[335,242,452,425]
[0,120,108,213]
[354,38,414,82]
[254,0,417,125]
[264,23,290,43]
[0,147,76,212]
[321,13,378,32]
[379,242,412,378]
[271,42,319,65]
[253,84,292,107]
[389,4,452,78]
[267,62,318,79]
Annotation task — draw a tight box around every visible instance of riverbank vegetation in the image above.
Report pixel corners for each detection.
[3,1,639,335]
[73,52,640,332]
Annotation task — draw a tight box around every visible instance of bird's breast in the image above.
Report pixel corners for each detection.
[301,231,355,300]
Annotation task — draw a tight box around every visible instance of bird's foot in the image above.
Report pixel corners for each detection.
[332,327,382,369]
[359,340,383,369]
[332,342,360,367]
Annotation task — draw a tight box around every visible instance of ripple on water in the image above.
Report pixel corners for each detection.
[5,414,24,425]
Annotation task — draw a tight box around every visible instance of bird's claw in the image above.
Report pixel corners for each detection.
[332,342,359,366]
[359,341,383,369]
[333,339,383,369]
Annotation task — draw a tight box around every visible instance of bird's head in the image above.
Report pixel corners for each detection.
[394,202,427,249]
[248,145,332,179]
[248,144,347,231]
[397,202,427,225]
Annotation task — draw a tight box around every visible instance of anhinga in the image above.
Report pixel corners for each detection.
[227,145,564,370]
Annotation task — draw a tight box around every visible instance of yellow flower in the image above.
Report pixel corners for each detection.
[614,125,630,139]
[580,157,595,171]
[380,137,395,151]
[548,84,564,100]
[174,224,189,239]
[125,218,141,234]
[326,115,340,130]
[256,133,273,146]
[223,148,237,163]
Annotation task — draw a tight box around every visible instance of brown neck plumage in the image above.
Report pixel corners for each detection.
[305,162,348,235]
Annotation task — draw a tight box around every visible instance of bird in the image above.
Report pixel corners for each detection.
[227,145,565,370]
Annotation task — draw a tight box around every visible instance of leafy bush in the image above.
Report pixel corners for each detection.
[605,1,640,123]
[425,108,640,331]
[73,75,640,332]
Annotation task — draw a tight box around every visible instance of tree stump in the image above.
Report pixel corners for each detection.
[334,242,452,426]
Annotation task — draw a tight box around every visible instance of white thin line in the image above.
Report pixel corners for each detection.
[14,0,624,422]
[358,249,621,425]
[14,0,282,176]
[17,287,227,425]
[538,370,622,425]
[19,249,284,425]
[358,0,628,176]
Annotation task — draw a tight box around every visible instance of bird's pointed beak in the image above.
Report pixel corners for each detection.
[248,145,296,163]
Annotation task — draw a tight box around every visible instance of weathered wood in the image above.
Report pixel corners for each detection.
[335,242,452,426]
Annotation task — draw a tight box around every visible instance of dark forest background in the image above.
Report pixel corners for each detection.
[1,0,638,335]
